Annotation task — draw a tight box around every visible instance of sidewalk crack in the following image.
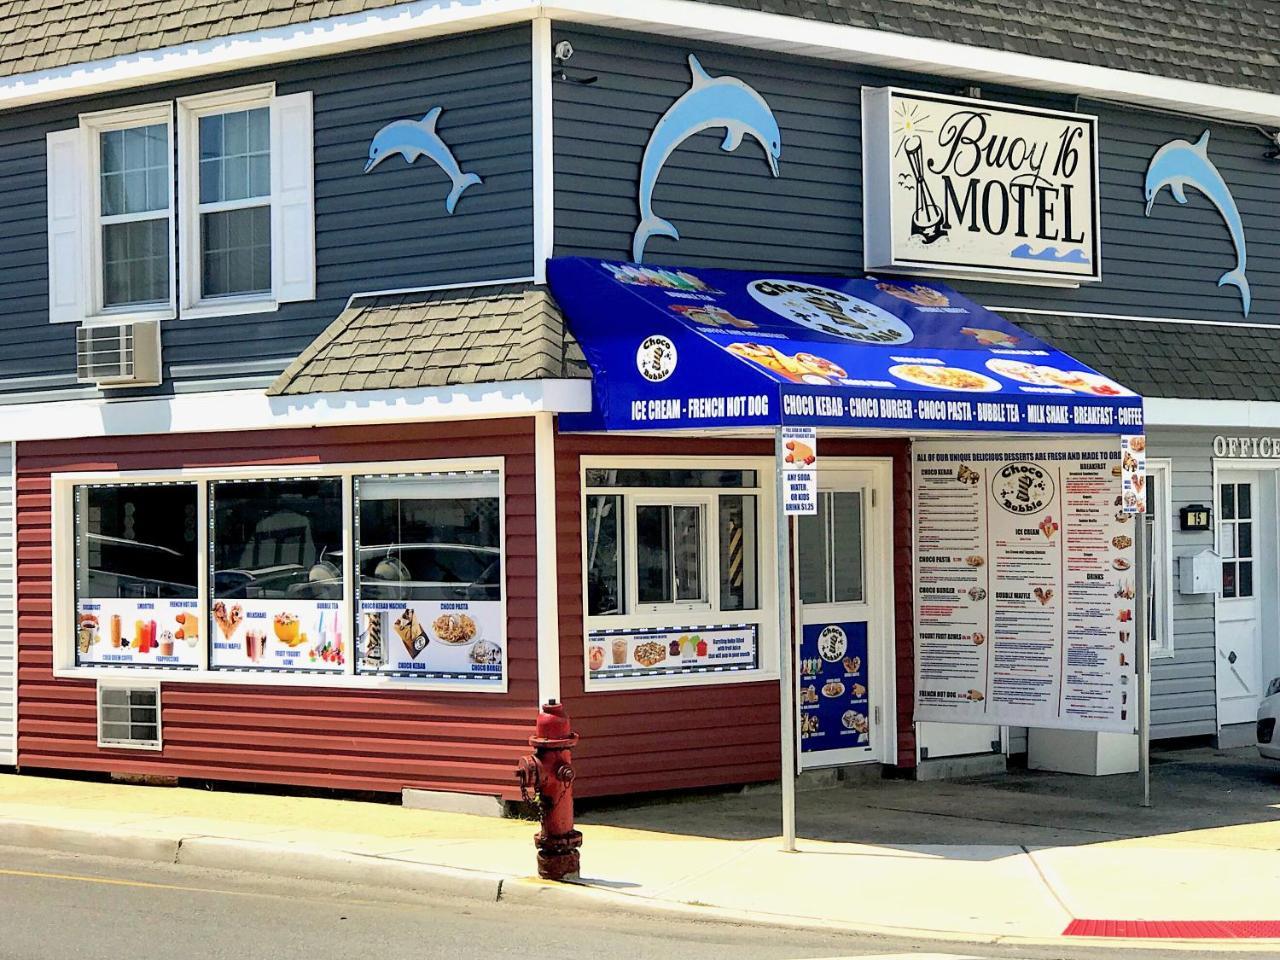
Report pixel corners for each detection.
[1021,844,1075,923]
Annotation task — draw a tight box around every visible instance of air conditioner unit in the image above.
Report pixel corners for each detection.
[76,320,161,387]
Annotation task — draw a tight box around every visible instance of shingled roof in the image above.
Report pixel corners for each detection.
[1,1,1276,95]
[1009,312,1280,403]
[268,283,588,397]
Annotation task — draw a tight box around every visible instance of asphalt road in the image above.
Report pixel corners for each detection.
[0,845,1274,960]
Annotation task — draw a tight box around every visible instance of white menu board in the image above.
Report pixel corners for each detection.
[913,439,1137,733]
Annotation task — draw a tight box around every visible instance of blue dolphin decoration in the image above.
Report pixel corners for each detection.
[1144,130,1249,316]
[632,54,782,262]
[364,106,483,214]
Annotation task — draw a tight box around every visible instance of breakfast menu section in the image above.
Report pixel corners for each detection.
[913,440,1137,734]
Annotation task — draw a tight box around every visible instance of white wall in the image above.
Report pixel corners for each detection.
[0,442,15,764]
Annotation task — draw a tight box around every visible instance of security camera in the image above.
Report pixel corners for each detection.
[554,40,574,61]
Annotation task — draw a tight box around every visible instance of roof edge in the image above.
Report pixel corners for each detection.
[1,0,1279,125]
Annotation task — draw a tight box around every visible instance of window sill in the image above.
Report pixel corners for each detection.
[584,668,779,693]
[180,296,279,321]
[55,664,509,694]
[69,306,176,328]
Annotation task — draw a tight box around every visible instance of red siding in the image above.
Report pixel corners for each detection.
[555,432,916,799]
[17,419,538,798]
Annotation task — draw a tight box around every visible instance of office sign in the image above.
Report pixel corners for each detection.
[862,87,1100,284]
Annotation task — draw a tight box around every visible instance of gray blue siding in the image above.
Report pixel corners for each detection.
[0,25,533,399]
[552,27,1280,326]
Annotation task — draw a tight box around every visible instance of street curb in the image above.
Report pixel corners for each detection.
[175,836,506,902]
[2,817,1279,953]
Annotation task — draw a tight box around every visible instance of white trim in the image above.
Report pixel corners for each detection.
[579,455,779,693]
[1147,458,1175,660]
[54,456,511,693]
[2,443,15,766]
[0,380,593,444]
[533,412,561,705]
[1145,399,1280,430]
[990,305,1280,332]
[346,275,539,307]
[0,1,1277,125]
[531,17,554,285]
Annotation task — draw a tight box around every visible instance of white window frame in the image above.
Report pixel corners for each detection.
[51,457,507,693]
[581,456,778,692]
[177,84,279,319]
[80,102,177,326]
[1148,458,1175,659]
[96,678,163,751]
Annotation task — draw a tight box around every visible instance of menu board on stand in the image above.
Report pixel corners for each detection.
[913,439,1137,733]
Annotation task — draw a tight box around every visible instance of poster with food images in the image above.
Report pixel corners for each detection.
[586,624,758,683]
[1120,435,1147,513]
[913,439,1137,733]
[355,599,504,683]
[75,598,200,668]
[208,598,345,673]
[798,621,872,768]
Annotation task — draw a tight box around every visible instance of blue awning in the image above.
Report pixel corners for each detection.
[546,258,1144,435]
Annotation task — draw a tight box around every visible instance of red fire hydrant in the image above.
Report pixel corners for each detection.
[516,700,583,881]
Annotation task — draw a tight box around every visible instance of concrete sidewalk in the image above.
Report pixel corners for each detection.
[1,750,1279,950]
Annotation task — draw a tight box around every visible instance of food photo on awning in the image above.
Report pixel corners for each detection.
[544,257,1144,437]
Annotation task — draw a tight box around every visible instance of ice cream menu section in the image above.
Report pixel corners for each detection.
[913,440,1136,733]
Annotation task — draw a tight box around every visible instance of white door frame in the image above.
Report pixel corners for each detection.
[1212,460,1272,730]
[795,457,896,767]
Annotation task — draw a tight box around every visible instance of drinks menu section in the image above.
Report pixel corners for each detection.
[913,440,1137,734]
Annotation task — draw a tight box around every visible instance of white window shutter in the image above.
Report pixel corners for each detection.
[46,128,87,324]
[270,91,316,304]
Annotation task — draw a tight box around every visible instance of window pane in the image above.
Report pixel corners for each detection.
[831,491,864,603]
[586,495,624,615]
[211,478,344,600]
[1238,521,1253,560]
[797,495,831,605]
[210,478,345,673]
[1220,483,1235,520]
[1219,521,1236,559]
[102,218,169,307]
[100,123,168,217]
[1240,560,1254,598]
[585,469,756,489]
[1237,483,1252,520]
[635,505,672,604]
[719,495,758,612]
[355,473,500,602]
[1222,562,1237,598]
[201,206,271,298]
[76,484,198,600]
[199,107,270,204]
[672,505,702,601]
[74,483,199,669]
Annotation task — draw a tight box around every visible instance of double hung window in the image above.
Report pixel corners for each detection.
[46,86,314,326]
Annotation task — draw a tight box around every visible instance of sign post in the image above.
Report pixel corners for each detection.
[774,428,798,852]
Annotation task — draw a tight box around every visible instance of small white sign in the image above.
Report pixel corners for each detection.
[781,426,818,515]
[1121,435,1147,514]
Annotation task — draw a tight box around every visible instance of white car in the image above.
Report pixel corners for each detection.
[1258,679,1280,760]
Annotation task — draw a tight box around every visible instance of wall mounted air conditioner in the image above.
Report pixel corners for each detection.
[76,320,161,387]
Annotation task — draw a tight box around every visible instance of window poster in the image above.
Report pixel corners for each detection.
[587,624,758,682]
[209,598,345,672]
[356,599,503,682]
[913,439,1137,733]
[76,598,201,668]
[799,621,871,766]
